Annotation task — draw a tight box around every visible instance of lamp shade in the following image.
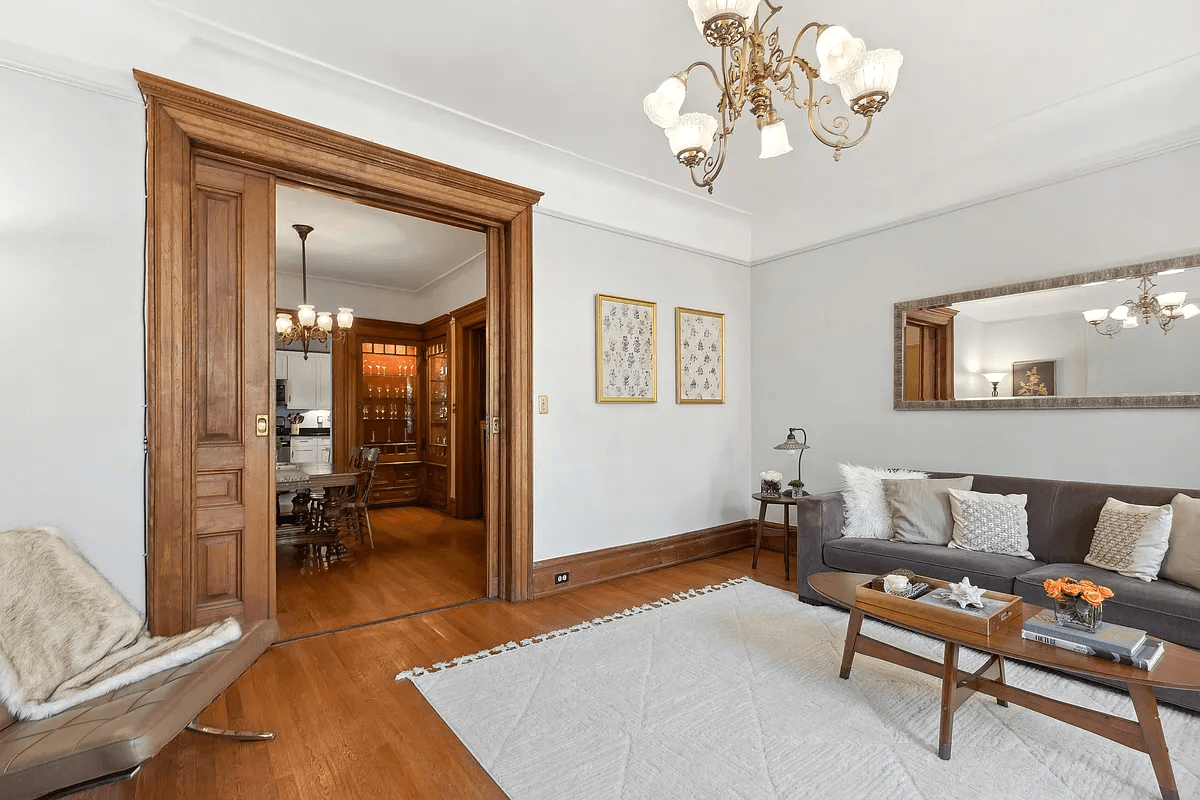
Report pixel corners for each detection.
[1157,291,1187,309]
[815,26,866,85]
[643,75,687,128]
[687,0,760,34]
[275,313,294,334]
[316,312,334,333]
[982,373,1007,383]
[337,307,355,328]
[1180,303,1200,320]
[759,119,792,159]
[1122,316,1139,328]
[1109,305,1130,321]
[838,48,904,106]
[666,112,718,158]
[1082,308,1109,324]
[773,429,810,451]
[297,304,317,327]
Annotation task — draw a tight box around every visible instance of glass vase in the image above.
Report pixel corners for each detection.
[1054,598,1103,633]
[760,479,781,498]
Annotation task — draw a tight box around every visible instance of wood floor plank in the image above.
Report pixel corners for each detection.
[72,545,793,799]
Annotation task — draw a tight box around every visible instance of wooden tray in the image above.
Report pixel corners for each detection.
[854,575,1023,636]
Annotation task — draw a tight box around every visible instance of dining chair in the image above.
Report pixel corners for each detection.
[346,447,381,549]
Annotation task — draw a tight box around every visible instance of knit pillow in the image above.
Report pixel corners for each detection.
[946,488,1034,559]
[1083,497,1173,582]
[838,464,928,539]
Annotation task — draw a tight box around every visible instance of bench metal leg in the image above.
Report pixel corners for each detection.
[37,765,142,799]
[187,719,276,741]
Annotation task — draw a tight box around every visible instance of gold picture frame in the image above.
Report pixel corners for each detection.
[676,307,725,404]
[596,294,657,403]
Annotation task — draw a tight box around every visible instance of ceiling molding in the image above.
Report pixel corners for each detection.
[0,56,143,104]
[752,132,1200,268]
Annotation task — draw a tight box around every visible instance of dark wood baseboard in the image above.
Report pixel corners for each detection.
[531,517,799,597]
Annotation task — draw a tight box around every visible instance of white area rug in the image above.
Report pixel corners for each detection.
[397,578,1200,799]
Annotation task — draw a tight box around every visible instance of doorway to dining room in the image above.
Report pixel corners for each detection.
[272,183,490,640]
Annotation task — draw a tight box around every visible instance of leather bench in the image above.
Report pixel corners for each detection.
[0,619,277,800]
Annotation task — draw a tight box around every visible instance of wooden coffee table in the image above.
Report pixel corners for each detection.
[809,572,1200,800]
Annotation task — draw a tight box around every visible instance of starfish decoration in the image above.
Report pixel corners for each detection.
[948,577,986,609]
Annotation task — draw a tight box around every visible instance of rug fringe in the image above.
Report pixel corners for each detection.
[395,576,751,682]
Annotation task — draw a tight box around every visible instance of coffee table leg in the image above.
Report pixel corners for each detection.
[939,641,959,760]
[994,656,1008,708]
[839,609,864,680]
[752,501,767,569]
[1129,684,1179,800]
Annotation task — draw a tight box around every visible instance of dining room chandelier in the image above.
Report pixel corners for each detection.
[642,0,903,193]
[1082,275,1198,338]
[275,224,353,360]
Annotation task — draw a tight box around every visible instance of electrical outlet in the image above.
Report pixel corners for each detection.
[538,395,549,414]
[554,571,569,585]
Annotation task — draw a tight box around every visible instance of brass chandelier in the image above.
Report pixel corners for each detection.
[1082,274,1198,338]
[642,0,903,193]
[275,224,354,359]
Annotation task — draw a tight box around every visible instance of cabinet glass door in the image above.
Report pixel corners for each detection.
[360,341,419,458]
[426,339,448,461]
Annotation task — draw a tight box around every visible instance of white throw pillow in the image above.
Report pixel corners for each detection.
[1083,497,1173,582]
[838,464,928,539]
[946,488,1034,559]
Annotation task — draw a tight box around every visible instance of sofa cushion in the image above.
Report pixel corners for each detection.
[839,465,928,539]
[885,476,973,545]
[1160,493,1200,591]
[823,537,1044,594]
[1083,497,1173,581]
[925,472,1060,561]
[1014,564,1200,651]
[947,488,1033,559]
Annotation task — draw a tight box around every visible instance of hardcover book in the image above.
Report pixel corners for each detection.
[1021,629,1165,670]
[1022,608,1146,657]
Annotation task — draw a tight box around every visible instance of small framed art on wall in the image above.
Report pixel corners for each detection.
[676,307,724,404]
[596,294,657,403]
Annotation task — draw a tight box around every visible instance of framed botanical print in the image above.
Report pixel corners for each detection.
[676,307,724,404]
[1012,360,1057,397]
[596,294,657,403]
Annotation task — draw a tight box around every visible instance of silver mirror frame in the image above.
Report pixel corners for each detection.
[894,251,1200,410]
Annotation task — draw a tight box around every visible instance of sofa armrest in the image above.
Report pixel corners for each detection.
[794,490,845,602]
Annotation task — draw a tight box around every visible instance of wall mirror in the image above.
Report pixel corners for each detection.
[894,252,1200,410]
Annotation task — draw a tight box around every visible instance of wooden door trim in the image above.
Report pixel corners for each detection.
[141,71,540,634]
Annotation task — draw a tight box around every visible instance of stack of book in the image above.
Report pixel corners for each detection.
[1021,608,1164,670]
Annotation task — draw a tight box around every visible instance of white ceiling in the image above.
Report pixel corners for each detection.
[953,268,1197,324]
[276,185,485,292]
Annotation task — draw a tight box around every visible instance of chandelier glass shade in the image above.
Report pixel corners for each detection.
[276,224,353,359]
[1082,275,1198,338]
[644,1,903,192]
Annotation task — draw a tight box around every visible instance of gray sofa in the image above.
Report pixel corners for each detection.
[794,470,1200,713]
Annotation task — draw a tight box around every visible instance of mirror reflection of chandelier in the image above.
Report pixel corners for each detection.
[276,224,353,360]
[642,0,903,193]
[1083,274,1198,338]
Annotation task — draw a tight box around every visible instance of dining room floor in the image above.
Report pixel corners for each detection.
[275,505,487,640]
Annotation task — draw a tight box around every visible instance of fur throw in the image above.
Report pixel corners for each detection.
[0,525,241,720]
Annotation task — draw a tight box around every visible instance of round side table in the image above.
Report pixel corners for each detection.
[751,490,802,580]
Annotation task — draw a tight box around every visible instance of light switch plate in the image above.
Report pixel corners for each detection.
[538,395,549,414]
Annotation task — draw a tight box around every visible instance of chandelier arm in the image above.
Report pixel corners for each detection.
[682,60,731,105]
[690,113,732,194]
[772,22,824,83]
[803,70,873,151]
[758,0,783,31]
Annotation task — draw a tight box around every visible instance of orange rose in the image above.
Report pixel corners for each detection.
[1043,579,1063,600]
[1098,586,1114,599]
[1081,589,1105,606]
[1062,583,1083,596]
[1080,580,1097,588]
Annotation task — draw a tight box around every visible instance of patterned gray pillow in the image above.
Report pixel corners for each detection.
[1084,497,1173,582]
[947,488,1033,559]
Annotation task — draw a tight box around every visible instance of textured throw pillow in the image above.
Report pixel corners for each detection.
[885,476,974,545]
[946,488,1034,559]
[1083,497,1173,582]
[839,464,928,539]
[1159,493,1200,591]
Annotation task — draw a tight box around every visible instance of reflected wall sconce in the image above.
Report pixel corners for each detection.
[982,373,1006,398]
[773,427,810,496]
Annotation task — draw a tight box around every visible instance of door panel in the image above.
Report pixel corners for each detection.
[192,159,273,627]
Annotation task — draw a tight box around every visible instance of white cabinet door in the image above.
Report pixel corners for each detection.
[315,353,332,408]
[275,351,288,380]
[286,353,317,408]
[290,436,317,463]
[316,441,332,464]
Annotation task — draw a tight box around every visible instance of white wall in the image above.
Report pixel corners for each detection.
[277,253,486,325]
[533,214,753,561]
[954,315,1088,398]
[752,143,1200,497]
[1086,319,1200,396]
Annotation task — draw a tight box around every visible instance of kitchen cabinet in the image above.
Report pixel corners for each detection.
[283,351,331,409]
[289,435,331,465]
[275,353,288,380]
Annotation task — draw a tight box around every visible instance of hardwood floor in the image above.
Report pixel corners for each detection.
[276,505,487,640]
[77,547,797,800]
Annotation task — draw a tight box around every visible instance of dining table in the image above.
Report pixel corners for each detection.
[275,462,359,561]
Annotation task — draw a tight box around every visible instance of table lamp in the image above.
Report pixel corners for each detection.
[773,427,810,497]
[982,372,1007,398]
